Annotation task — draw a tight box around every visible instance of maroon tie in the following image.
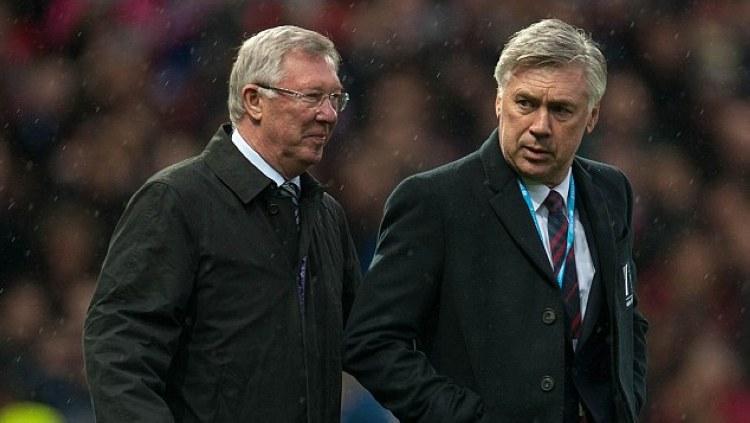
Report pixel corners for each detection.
[544,190,582,341]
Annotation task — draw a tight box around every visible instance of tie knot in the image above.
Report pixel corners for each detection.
[544,190,565,214]
[278,181,300,202]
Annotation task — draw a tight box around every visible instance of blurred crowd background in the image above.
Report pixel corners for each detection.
[1,0,748,422]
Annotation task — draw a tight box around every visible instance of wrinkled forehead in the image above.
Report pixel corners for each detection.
[499,62,591,99]
[279,50,342,88]
[280,48,338,72]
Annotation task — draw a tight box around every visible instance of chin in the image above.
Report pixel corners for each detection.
[301,154,323,168]
[310,147,326,161]
[517,163,556,183]
[520,172,556,187]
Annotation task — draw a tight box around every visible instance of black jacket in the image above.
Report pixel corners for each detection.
[84,124,361,422]
[344,131,648,422]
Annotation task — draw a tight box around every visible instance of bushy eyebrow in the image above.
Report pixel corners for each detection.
[513,90,578,109]
[548,100,576,110]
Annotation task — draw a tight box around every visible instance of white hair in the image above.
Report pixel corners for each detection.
[494,19,607,109]
[227,25,341,125]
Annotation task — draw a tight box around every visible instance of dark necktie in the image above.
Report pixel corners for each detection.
[278,181,306,306]
[278,181,300,227]
[544,190,582,342]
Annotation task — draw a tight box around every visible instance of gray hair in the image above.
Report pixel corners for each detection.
[227,25,341,125]
[494,19,607,109]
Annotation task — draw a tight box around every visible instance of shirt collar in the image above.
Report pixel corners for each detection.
[231,128,301,190]
[522,168,572,213]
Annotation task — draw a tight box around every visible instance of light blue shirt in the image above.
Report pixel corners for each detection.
[231,128,301,191]
[522,169,595,319]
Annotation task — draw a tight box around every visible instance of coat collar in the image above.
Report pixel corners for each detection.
[203,124,325,204]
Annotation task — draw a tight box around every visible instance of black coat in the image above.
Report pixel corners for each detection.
[84,124,361,422]
[344,131,648,422]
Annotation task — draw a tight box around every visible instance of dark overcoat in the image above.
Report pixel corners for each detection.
[84,124,361,422]
[344,131,648,422]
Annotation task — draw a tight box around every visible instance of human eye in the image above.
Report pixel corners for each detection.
[551,104,574,120]
[515,97,535,112]
[301,92,324,104]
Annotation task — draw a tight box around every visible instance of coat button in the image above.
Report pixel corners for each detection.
[542,308,556,325]
[540,376,555,392]
[268,203,280,215]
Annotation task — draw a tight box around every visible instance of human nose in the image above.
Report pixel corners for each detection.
[529,108,551,138]
[316,96,338,122]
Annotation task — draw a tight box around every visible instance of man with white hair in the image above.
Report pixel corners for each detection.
[345,19,647,422]
[84,25,360,422]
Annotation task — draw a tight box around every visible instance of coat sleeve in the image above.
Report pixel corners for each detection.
[83,181,197,422]
[624,173,648,414]
[344,175,486,423]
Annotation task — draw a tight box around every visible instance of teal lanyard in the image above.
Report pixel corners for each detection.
[517,177,576,289]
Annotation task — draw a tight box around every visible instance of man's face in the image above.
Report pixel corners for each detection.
[496,65,599,186]
[255,50,342,178]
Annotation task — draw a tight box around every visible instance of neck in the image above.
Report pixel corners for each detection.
[236,123,298,180]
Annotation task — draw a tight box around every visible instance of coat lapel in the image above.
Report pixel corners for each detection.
[479,131,555,285]
[573,168,602,348]
[572,160,618,348]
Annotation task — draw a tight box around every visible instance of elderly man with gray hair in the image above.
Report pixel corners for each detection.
[84,25,361,422]
[345,18,647,422]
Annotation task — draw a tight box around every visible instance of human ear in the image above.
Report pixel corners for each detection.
[586,104,600,133]
[242,85,263,120]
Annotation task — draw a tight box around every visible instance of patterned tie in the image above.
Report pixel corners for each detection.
[544,190,582,342]
[278,181,306,306]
